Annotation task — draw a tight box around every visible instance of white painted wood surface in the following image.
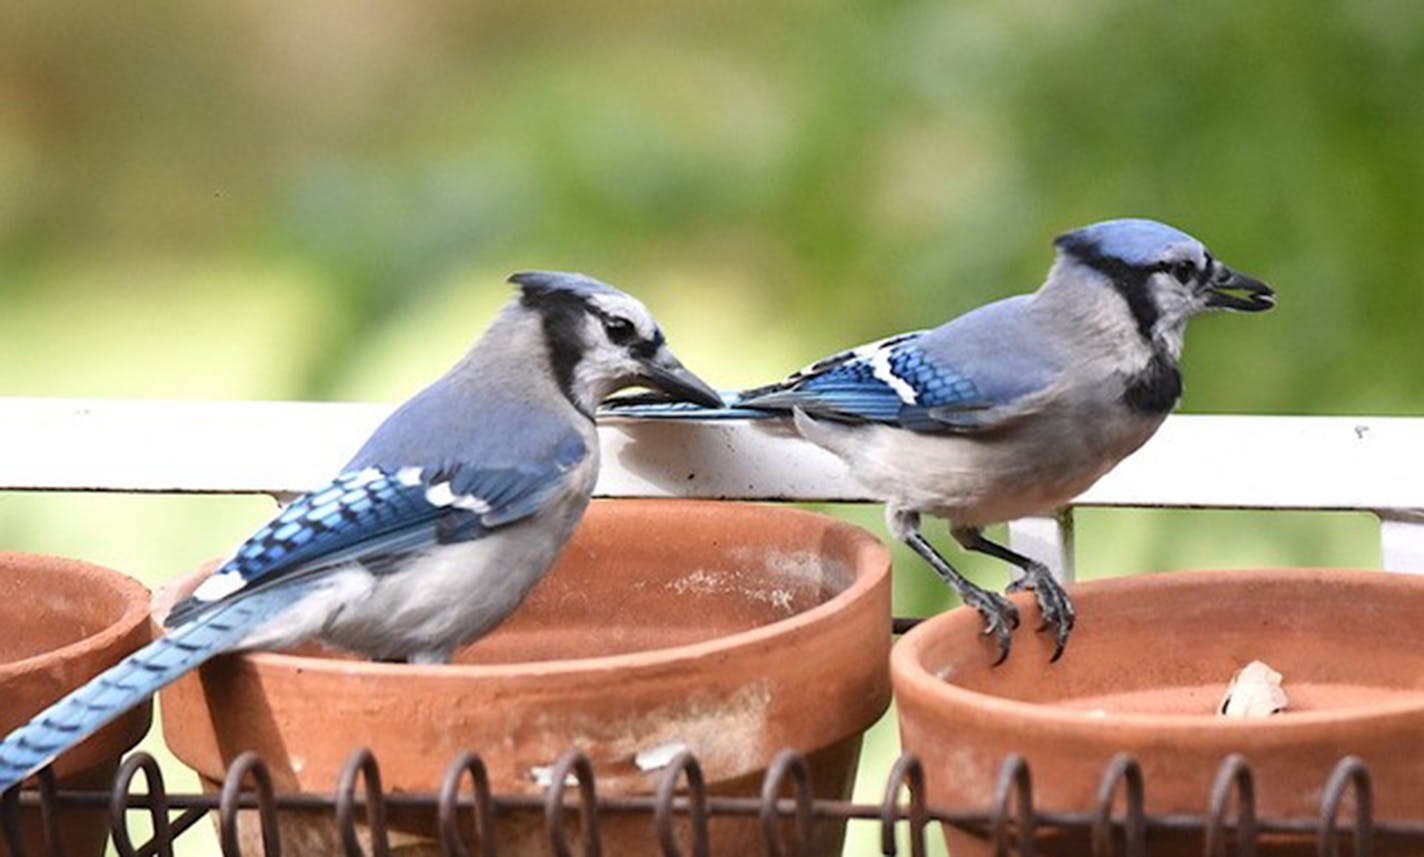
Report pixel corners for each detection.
[1,398,1422,576]
[1380,513,1424,574]
[1006,512,1076,583]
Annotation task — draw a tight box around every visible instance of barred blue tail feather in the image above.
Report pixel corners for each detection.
[599,391,763,420]
[0,577,305,792]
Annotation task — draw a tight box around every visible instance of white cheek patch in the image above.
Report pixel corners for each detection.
[192,571,246,602]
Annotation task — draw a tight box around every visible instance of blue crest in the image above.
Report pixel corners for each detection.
[1055,218,1202,267]
[509,270,623,302]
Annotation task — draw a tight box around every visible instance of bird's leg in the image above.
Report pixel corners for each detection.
[952,526,1076,662]
[888,509,1019,664]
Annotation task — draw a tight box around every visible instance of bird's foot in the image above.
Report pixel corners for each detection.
[960,585,1020,665]
[1005,564,1075,661]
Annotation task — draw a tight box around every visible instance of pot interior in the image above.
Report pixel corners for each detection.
[0,555,140,665]
[919,568,1424,717]
[283,500,867,665]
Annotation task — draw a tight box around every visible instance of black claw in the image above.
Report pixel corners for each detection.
[976,600,1013,631]
[983,615,1013,666]
[1049,630,1068,663]
[1007,565,1076,661]
[951,528,1080,662]
[898,528,1022,664]
[963,589,1018,666]
[1048,604,1071,661]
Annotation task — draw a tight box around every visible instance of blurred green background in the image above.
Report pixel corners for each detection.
[2,1,1421,853]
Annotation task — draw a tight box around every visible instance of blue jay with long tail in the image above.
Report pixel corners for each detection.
[607,219,1275,663]
[0,272,720,794]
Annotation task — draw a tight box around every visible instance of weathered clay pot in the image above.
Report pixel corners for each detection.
[0,552,152,857]
[893,567,1424,856]
[159,499,892,855]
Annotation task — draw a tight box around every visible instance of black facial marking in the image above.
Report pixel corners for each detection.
[1122,351,1183,415]
[1054,233,1160,343]
[585,302,666,362]
[1054,235,1185,413]
[521,289,666,415]
[601,315,636,343]
[584,303,662,354]
[521,290,588,412]
[629,328,664,359]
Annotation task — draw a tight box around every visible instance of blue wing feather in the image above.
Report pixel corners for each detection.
[737,298,1063,432]
[164,440,586,628]
[737,335,996,430]
[223,469,433,580]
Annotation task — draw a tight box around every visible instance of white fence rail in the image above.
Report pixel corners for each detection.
[2,398,1422,580]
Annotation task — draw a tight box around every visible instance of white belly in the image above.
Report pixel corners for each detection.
[797,407,1164,529]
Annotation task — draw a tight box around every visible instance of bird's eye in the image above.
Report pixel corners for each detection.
[1171,261,1196,283]
[603,316,636,343]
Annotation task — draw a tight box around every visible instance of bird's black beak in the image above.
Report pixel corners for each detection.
[635,348,724,408]
[1205,266,1276,312]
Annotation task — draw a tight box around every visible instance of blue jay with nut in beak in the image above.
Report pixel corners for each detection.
[607,219,1275,663]
[0,271,721,794]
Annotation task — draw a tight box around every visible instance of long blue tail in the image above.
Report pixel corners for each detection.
[599,392,775,421]
[0,589,288,793]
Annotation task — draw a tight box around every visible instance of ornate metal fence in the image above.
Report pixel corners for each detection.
[2,748,1401,857]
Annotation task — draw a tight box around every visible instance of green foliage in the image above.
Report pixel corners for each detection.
[4,1,1423,408]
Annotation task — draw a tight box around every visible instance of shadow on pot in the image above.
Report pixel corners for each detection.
[0,552,152,857]
[157,499,892,856]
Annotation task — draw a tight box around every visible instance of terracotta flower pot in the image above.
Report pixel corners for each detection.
[892,567,1424,857]
[0,552,152,857]
[158,499,892,855]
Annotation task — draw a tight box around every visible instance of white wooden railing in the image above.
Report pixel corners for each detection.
[2,397,1423,581]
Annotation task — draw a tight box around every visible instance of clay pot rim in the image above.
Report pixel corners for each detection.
[160,500,892,679]
[0,551,152,680]
[892,566,1424,737]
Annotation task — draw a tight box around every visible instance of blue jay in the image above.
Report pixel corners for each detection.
[0,271,720,794]
[607,219,1274,662]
